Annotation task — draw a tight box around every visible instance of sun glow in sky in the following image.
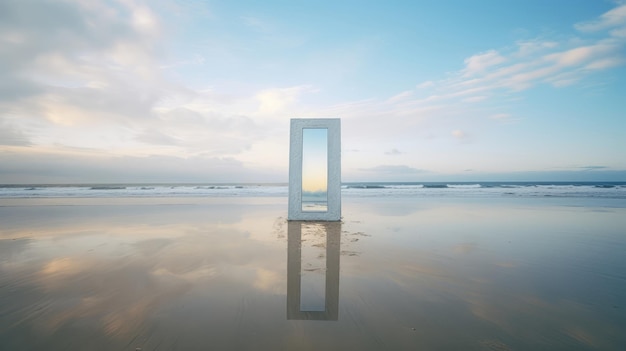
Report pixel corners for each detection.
[1,0,625,183]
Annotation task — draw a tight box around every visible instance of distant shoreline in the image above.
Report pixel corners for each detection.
[2,182,626,200]
[1,180,625,188]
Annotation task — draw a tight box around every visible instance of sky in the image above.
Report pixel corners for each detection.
[302,128,328,193]
[1,0,625,183]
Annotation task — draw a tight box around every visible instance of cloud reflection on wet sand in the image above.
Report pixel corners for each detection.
[1,197,625,350]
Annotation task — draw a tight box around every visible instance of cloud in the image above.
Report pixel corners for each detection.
[386,90,413,103]
[384,148,403,155]
[612,26,626,37]
[0,119,31,146]
[575,4,626,32]
[462,95,488,103]
[330,4,626,147]
[451,129,473,144]
[399,5,626,108]
[241,16,272,33]
[360,165,428,175]
[147,108,261,155]
[255,85,315,115]
[0,0,178,128]
[489,113,511,120]
[584,57,625,70]
[545,44,617,68]
[579,165,608,171]
[451,130,467,139]
[0,1,624,183]
[135,128,181,146]
[515,40,559,57]
[416,81,434,89]
[462,50,507,77]
[0,149,279,183]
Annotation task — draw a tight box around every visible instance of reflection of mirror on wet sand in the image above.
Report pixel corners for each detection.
[301,128,328,212]
[287,221,340,320]
[2,196,626,349]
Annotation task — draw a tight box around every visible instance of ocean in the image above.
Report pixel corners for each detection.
[1,181,625,199]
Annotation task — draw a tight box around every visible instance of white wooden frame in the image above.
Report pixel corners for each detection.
[288,118,341,221]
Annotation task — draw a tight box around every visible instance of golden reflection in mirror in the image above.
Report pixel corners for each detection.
[301,128,328,212]
[287,221,340,321]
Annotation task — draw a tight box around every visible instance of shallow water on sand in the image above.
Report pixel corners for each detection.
[1,196,625,350]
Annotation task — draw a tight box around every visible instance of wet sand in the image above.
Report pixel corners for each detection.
[1,196,625,350]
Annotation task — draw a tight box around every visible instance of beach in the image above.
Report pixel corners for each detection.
[1,192,625,350]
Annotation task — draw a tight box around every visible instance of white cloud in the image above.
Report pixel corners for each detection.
[575,4,626,32]
[359,165,428,175]
[0,0,178,129]
[416,81,434,89]
[545,44,616,67]
[489,113,511,120]
[0,0,278,163]
[515,40,558,57]
[127,2,160,35]
[451,130,466,139]
[611,27,626,37]
[0,148,276,183]
[408,9,626,106]
[398,4,626,110]
[135,128,181,146]
[255,85,315,115]
[462,50,507,77]
[241,16,271,33]
[545,71,582,87]
[0,1,625,182]
[462,95,488,103]
[585,57,625,70]
[386,90,413,103]
[349,164,431,181]
[384,148,403,155]
[579,165,608,171]
[0,119,31,146]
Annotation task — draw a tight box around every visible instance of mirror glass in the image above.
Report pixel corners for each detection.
[301,128,328,212]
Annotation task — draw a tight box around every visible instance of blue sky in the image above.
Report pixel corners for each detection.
[302,128,328,193]
[1,0,625,183]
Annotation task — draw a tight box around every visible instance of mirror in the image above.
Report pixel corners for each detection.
[288,118,340,221]
[301,128,328,212]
